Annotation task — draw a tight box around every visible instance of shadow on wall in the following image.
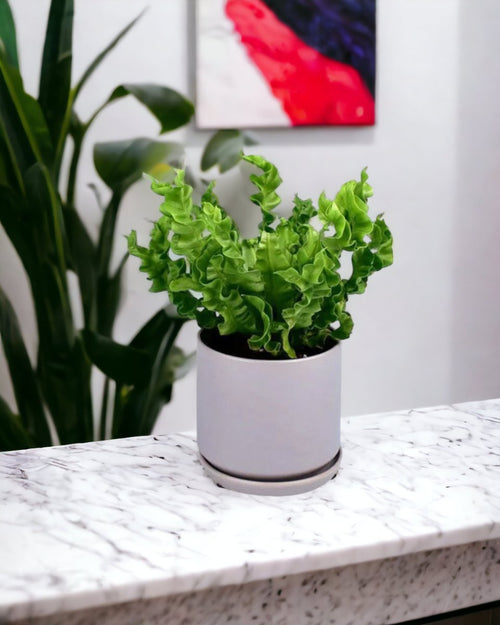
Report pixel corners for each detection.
[451,0,500,402]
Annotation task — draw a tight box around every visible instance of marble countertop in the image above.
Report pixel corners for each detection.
[1,399,499,622]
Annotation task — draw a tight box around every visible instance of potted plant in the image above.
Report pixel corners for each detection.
[128,154,393,494]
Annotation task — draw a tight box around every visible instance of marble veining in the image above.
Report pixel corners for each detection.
[0,399,499,622]
[14,539,500,625]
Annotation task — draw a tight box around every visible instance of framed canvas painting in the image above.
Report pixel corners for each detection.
[196,0,376,128]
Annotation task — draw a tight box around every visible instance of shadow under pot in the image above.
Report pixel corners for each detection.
[196,329,342,496]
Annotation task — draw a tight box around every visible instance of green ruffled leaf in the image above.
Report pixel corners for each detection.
[290,195,317,226]
[202,288,271,346]
[255,229,296,310]
[318,193,351,252]
[330,308,354,340]
[334,179,373,244]
[242,154,282,231]
[355,167,373,202]
[344,217,393,295]
[202,255,262,293]
[371,215,394,269]
[127,228,173,294]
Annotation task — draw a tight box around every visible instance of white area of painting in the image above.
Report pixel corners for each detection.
[196,0,289,128]
[0,0,499,438]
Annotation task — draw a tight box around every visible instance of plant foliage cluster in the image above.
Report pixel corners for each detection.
[0,0,248,451]
[128,155,393,359]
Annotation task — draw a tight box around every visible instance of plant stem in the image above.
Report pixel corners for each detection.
[66,131,83,210]
[96,191,121,277]
[53,98,74,185]
[99,377,110,440]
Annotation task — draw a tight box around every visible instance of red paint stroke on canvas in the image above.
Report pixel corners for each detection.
[225,0,375,125]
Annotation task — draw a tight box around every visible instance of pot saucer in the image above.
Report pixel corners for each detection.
[199,450,341,496]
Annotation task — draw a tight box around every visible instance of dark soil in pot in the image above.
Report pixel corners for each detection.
[200,328,338,360]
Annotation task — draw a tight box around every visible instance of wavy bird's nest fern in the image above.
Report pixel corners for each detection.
[128,155,393,359]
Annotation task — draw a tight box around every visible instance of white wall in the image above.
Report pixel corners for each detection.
[1,0,499,436]
[451,1,500,403]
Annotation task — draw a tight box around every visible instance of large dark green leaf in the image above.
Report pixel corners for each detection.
[110,385,161,439]
[0,285,51,446]
[112,322,183,438]
[107,84,194,133]
[0,0,19,69]
[201,129,258,173]
[64,109,85,209]
[0,396,32,451]
[94,138,183,193]
[0,126,19,188]
[24,163,71,306]
[0,190,71,366]
[95,191,120,286]
[85,307,187,386]
[24,163,66,271]
[96,253,126,336]
[38,334,93,445]
[136,321,183,435]
[110,308,187,438]
[8,168,73,362]
[130,306,184,351]
[82,329,151,386]
[0,185,38,275]
[0,178,73,361]
[63,207,97,329]
[0,49,53,184]
[31,262,75,359]
[38,0,73,146]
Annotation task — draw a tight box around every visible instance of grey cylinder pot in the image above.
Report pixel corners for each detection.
[196,330,342,495]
